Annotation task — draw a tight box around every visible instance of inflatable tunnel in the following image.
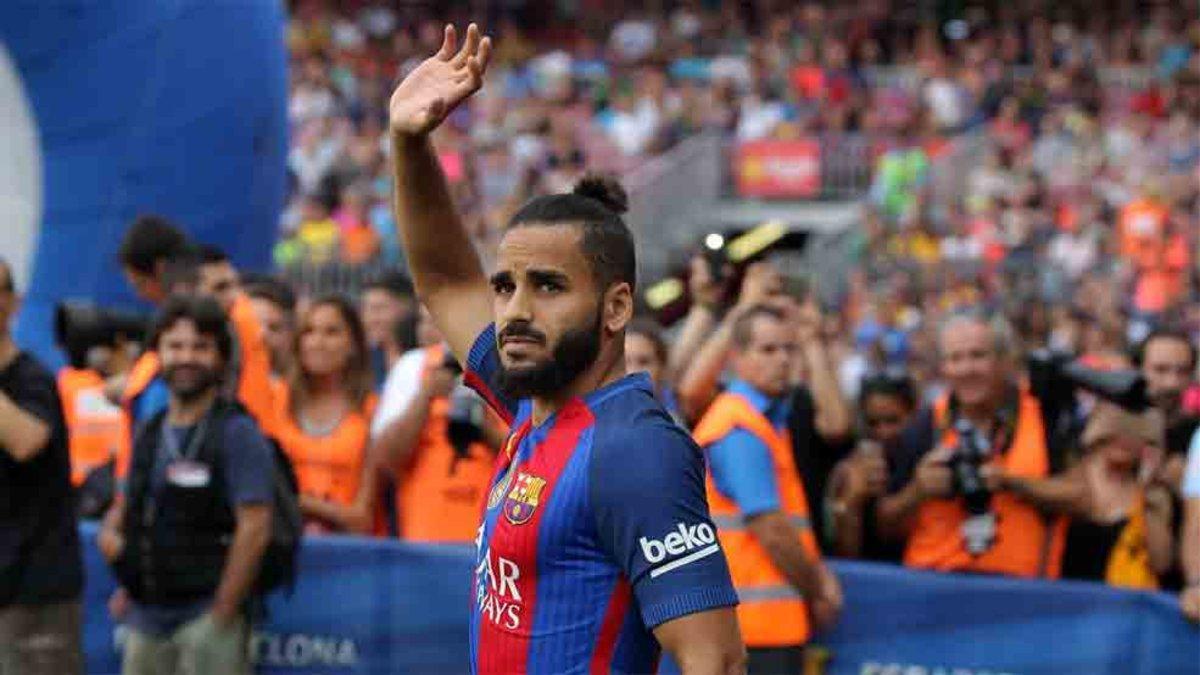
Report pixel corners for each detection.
[0,0,288,368]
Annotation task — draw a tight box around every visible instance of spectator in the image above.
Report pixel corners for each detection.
[359,271,416,387]
[273,295,379,535]
[825,375,918,560]
[335,185,380,265]
[693,305,842,672]
[1135,329,1200,472]
[293,194,340,265]
[1181,432,1200,620]
[98,296,272,675]
[1061,404,1174,589]
[371,338,500,543]
[0,259,84,674]
[625,318,681,420]
[196,245,241,313]
[243,276,298,380]
[877,309,1089,578]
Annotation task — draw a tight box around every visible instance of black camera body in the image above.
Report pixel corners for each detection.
[949,418,993,515]
[54,301,147,369]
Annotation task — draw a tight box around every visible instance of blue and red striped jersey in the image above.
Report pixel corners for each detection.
[464,324,738,674]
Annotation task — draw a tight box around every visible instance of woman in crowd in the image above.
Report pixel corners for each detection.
[1060,404,1175,589]
[823,374,919,560]
[274,295,380,535]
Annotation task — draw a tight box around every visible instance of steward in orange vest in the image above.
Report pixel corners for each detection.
[695,382,825,650]
[391,345,497,543]
[58,367,130,513]
[273,386,378,534]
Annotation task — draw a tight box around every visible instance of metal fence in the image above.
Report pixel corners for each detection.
[624,131,726,280]
[279,259,405,299]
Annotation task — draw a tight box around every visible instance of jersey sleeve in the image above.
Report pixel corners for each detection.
[464,324,518,425]
[707,429,782,517]
[590,413,738,629]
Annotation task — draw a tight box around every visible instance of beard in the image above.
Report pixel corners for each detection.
[162,364,222,403]
[496,310,602,400]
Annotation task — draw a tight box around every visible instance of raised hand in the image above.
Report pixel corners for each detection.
[389,23,492,137]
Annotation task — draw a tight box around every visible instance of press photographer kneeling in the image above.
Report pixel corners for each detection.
[876,309,1099,579]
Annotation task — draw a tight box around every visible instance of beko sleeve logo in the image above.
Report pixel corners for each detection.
[638,522,720,578]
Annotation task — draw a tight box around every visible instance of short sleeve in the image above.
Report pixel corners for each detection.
[220,415,275,506]
[371,350,426,437]
[591,415,738,629]
[1184,430,1200,499]
[464,324,518,424]
[707,429,782,517]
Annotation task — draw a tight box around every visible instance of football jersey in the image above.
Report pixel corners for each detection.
[464,324,738,674]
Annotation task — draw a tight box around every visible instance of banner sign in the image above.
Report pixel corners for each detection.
[80,525,1200,674]
[734,139,822,198]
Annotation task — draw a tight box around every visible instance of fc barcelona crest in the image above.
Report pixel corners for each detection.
[504,472,547,525]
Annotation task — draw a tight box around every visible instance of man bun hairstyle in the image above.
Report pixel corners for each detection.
[572,174,629,215]
[507,172,637,293]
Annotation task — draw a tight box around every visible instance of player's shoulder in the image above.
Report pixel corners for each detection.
[585,376,703,481]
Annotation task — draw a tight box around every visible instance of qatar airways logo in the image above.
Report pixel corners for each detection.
[639,522,720,578]
[476,548,523,631]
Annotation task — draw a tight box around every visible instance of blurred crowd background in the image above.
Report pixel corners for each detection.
[31,0,1200,650]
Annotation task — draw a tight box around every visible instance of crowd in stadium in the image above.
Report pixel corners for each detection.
[4,0,1200,673]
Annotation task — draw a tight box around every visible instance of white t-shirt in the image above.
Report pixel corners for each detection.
[1184,429,1200,499]
[370,349,427,438]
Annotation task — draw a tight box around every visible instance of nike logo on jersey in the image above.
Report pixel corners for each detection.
[639,522,720,578]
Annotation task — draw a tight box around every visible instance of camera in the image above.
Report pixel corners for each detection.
[54,301,148,369]
[948,418,997,555]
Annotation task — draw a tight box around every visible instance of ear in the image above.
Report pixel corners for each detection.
[602,282,633,336]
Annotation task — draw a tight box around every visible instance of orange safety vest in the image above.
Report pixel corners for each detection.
[396,345,495,543]
[226,293,279,437]
[274,386,377,508]
[57,368,130,487]
[903,391,1067,578]
[694,392,820,648]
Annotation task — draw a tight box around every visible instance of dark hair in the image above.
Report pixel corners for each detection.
[362,269,415,300]
[627,318,668,365]
[150,295,233,363]
[0,257,12,293]
[858,373,917,410]
[507,173,637,292]
[290,294,373,416]
[731,305,787,349]
[198,244,229,265]
[244,276,297,315]
[158,246,204,292]
[118,215,191,275]
[1134,327,1198,370]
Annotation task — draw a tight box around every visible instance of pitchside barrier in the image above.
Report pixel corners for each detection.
[78,523,1199,674]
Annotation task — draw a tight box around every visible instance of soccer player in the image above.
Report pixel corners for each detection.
[388,23,745,675]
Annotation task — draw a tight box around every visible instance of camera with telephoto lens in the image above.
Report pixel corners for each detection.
[439,350,483,459]
[54,301,148,369]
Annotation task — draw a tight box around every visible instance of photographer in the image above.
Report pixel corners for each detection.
[54,303,136,517]
[1060,404,1174,589]
[98,296,273,675]
[877,309,1090,578]
[371,308,500,542]
[0,260,84,674]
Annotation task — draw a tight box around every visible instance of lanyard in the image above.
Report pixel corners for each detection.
[160,410,212,462]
